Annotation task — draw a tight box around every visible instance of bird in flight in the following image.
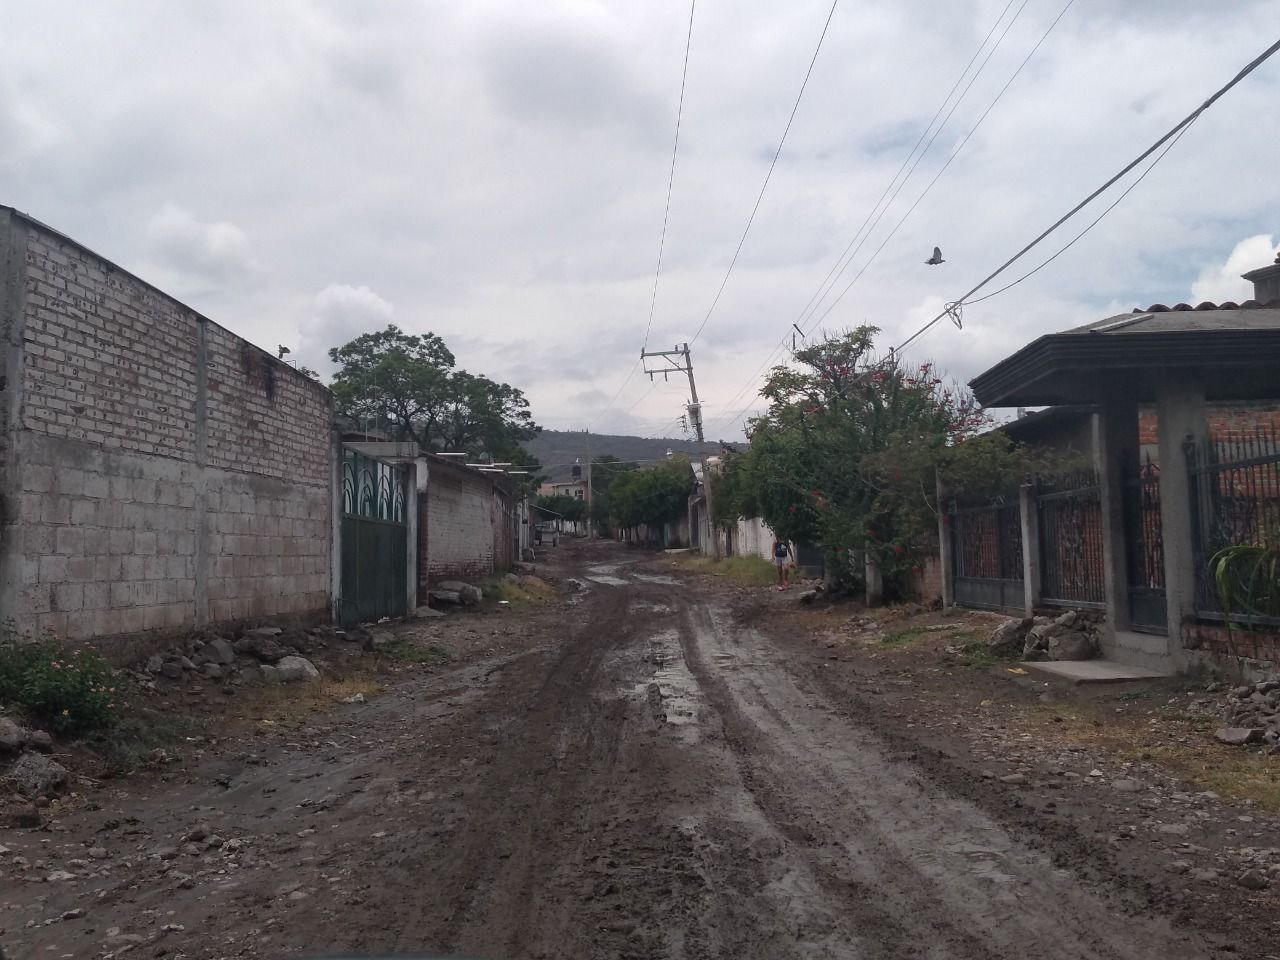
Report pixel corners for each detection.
[925,246,945,265]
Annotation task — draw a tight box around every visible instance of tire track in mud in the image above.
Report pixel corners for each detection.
[673,596,1210,960]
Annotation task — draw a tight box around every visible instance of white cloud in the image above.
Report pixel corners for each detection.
[297,283,397,370]
[1191,234,1276,304]
[0,0,1276,439]
[145,203,255,288]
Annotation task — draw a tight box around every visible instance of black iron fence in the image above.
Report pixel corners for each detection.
[1121,455,1167,634]
[1037,468,1105,607]
[1187,428,1280,628]
[950,495,1024,610]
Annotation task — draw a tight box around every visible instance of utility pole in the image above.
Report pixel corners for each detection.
[585,428,594,539]
[641,342,704,442]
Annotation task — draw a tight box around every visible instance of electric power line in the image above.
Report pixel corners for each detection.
[805,0,1074,335]
[686,0,841,347]
[894,33,1280,355]
[642,0,698,353]
[795,0,1032,335]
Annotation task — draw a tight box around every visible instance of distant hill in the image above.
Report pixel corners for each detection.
[522,430,739,481]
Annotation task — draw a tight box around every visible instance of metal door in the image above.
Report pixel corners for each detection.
[1122,456,1167,634]
[339,450,408,627]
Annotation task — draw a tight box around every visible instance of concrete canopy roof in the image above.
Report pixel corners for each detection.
[969,304,1280,408]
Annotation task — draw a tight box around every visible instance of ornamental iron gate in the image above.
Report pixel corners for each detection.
[1122,455,1167,634]
[950,496,1024,611]
[340,450,408,628]
[1038,469,1105,607]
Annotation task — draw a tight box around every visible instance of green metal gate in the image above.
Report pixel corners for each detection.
[340,450,408,627]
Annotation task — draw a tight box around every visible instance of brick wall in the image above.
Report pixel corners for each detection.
[1138,401,1280,448]
[425,458,498,582]
[0,208,334,642]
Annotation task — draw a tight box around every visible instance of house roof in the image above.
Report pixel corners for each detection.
[994,404,1095,444]
[970,300,1280,408]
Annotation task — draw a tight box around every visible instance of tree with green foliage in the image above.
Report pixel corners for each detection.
[585,455,637,534]
[328,324,540,457]
[608,458,693,536]
[535,493,588,524]
[722,326,1064,597]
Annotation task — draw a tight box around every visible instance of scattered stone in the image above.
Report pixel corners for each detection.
[287,889,309,901]
[4,752,69,797]
[1215,727,1265,746]
[245,626,284,638]
[429,589,463,606]
[259,664,281,685]
[174,873,195,890]
[1088,769,1104,778]
[275,656,320,683]
[201,662,224,679]
[796,590,820,604]
[1111,778,1143,792]
[87,847,109,860]
[1167,860,1192,874]
[989,618,1031,656]
[160,661,183,679]
[998,773,1028,785]
[437,580,483,605]
[61,908,85,920]
[1157,823,1190,836]
[234,634,287,663]
[1237,869,1269,890]
[28,730,53,751]
[1047,630,1097,661]
[0,717,30,752]
[343,693,366,704]
[160,922,186,934]
[145,654,164,674]
[207,636,237,665]
[1190,867,1219,882]
[46,870,76,882]
[185,824,209,843]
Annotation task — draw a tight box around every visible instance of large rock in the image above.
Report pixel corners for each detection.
[989,618,1031,657]
[275,656,320,683]
[437,581,483,606]
[1215,727,1265,746]
[429,589,463,606]
[1047,630,1097,661]
[233,635,287,663]
[0,717,29,754]
[206,637,237,665]
[4,752,69,797]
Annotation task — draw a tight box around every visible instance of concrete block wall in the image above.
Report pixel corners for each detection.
[424,458,498,581]
[0,207,334,643]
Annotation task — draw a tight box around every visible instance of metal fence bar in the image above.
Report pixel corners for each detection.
[1187,426,1280,626]
[1036,467,1105,606]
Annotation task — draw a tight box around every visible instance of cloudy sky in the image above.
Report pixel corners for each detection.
[2,1,1276,439]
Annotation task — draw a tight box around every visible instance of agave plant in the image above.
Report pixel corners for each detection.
[1210,536,1280,635]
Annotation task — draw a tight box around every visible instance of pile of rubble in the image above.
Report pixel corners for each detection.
[1215,679,1280,751]
[139,622,369,687]
[0,716,67,800]
[989,609,1104,662]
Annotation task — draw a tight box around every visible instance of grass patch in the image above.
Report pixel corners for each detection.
[82,710,202,774]
[880,627,933,647]
[227,675,383,729]
[0,636,125,733]
[1011,702,1280,812]
[670,553,778,586]
[384,639,452,665]
[482,575,558,605]
[946,632,1014,667]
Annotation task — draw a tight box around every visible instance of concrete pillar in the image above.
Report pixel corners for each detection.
[1019,482,1040,616]
[1155,373,1208,670]
[330,432,344,624]
[192,318,210,627]
[1097,394,1138,645]
[0,211,27,630]
[936,471,954,608]
[865,542,884,606]
[404,463,419,615]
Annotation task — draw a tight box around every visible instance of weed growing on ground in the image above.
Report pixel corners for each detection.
[948,633,1012,667]
[0,636,125,733]
[84,710,200,774]
[385,640,452,666]
[670,553,778,586]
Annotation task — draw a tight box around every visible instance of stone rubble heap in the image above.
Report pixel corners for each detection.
[141,622,362,687]
[1215,679,1280,751]
[988,609,1103,662]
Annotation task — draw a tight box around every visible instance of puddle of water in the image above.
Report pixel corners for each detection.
[631,600,672,615]
[565,578,591,605]
[630,628,701,737]
[632,574,677,585]
[586,575,628,586]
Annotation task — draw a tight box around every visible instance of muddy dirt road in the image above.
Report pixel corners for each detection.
[3,542,1234,958]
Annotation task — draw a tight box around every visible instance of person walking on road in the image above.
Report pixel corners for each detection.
[772,537,793,589]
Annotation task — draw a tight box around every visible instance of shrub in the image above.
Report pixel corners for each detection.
[0,638,124,734]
